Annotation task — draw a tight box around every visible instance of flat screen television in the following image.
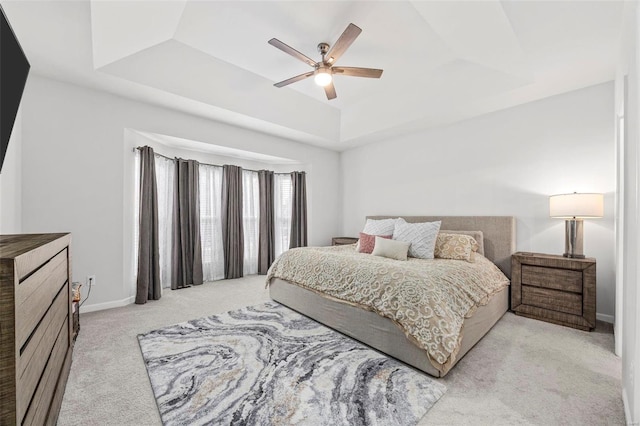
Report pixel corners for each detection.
[0,4,30,173]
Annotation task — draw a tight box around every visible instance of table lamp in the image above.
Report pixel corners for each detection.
[549,192,603,258]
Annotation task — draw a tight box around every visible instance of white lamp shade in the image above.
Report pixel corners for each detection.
[549,193,604,218]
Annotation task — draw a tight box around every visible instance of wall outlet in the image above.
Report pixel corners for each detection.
[87,275,96,286]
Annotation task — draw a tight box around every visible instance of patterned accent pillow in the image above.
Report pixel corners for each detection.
[440,230,484,255]
[434,233,480,262]
[392,219,442,259]
[358,232,392,254]
[371,237,410,261]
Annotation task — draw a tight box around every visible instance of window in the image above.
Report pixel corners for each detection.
[274,173,292,256]
[135,150,299,283]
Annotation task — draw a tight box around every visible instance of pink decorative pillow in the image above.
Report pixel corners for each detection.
[358,232,391,254]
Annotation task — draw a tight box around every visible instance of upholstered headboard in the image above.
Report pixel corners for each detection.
[366,216,516,279]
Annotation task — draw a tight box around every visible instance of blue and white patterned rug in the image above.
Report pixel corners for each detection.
[138,302,446,426]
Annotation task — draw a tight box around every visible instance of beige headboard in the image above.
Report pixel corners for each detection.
[366,216,516,279]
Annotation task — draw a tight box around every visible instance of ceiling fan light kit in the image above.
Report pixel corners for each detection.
[314,68,332,87]
[268,23,383,100]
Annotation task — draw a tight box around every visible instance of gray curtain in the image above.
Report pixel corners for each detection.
[171,159,204,289]
[258,170,275,274]
[136,147,161,304]
[290,171,308,248]
[222,165,244,279]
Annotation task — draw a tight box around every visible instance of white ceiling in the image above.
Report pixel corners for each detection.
[2,1,624,151]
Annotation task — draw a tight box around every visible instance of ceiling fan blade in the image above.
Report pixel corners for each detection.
[274,71,315,88]
[268,38,317,68]
[326,23,362,65]
[332,67,383,78]
[324,81,337,100]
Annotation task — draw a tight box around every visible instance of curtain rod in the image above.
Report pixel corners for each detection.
[133,146,304,175]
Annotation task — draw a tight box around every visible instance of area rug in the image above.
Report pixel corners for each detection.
[137,302,446,426]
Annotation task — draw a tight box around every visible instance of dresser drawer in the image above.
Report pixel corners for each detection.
[16,249,68,348]
[522,285,582,316]
[17,283,69,421]
[21,318,69,426]
[521,265,582,293]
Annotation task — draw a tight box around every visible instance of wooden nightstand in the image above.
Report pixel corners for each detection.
[332,237,359,246]
[511,252,596,331]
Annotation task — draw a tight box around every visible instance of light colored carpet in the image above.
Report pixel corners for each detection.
[58,276,624,426]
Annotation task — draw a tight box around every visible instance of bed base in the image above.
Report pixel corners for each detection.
[270,278,508,377]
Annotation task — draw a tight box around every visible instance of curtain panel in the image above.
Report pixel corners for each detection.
[258,170,275,274]
[171,158,204,289]
[290,171,308,249]
[155,155,176,289]
[222,165,245,279]
[243,170,260,276]
[274,173,292,257]
[135,146,162,304]
[199,164,225,282]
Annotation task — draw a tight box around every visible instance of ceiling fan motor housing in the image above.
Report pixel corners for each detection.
[317,42,330,56]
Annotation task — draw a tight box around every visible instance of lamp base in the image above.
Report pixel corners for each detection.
[563,253,586,259]
[564,219,585,258]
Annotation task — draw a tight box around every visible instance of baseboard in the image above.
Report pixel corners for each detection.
[80,296,136,313]
[596,312,614,324]
[622,386,633,425]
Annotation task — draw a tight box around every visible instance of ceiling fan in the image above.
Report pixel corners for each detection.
[268,23,383,100]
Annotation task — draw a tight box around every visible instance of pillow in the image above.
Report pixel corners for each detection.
[371,237,410,261]
[358,232,392,254]
[392,219,442,259]
[357,218,401,251]
[435,233,480,262]
[362,218,400,236]
[440,230,484,255]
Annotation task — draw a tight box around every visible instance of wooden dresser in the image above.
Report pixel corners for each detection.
[511,252,596,331]
[0,233,73,425]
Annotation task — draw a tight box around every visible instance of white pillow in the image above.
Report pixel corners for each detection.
[392,219,442,259]
[372,236,410,261]
[362,218,400,236]
[357,218,401,251]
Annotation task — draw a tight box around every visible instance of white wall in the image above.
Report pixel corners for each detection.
[341,82,616,320]
[0,109,23,234]
[617,2,640,423]
[20,74,341,311]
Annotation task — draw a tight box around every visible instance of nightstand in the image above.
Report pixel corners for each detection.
[511,252,596,331]
[332,237,358,246]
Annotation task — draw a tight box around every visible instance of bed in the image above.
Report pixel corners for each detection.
[268,216,516,377]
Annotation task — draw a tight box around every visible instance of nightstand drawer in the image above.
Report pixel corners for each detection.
[521,265,582,293]
[521,285,582,316]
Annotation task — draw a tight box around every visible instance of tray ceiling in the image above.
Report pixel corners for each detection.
[2,1,624,151]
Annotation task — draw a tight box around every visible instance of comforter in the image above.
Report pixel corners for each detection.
[266,244,510,371]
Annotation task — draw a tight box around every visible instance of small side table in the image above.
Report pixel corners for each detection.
[511,252,596,331]
[332,237,359,246]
